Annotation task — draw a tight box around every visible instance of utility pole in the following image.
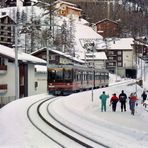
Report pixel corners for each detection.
[15,2,19,99]
[91,42,95,102]
[31,0,54,93]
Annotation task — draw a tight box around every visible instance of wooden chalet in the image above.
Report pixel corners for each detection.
[56,0,82,18]
[31,47,85,66]
[95,18,119,38]
[0,14,15,48]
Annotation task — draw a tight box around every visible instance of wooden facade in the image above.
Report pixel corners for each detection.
[32,48,85,66]
[5,0,16,7]
[106,50,123,69]
[0,15,15,47]
[57,1,81,18]
[134,38,148,57]
[95,19,119,38]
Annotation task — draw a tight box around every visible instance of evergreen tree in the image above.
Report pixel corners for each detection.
[68,17,75,56]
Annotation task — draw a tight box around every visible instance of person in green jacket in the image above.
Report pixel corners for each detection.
[99,91,109,112]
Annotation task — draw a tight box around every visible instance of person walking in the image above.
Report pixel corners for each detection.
[110,93,119,112]
[141,91,147,105]
[119,90,127,112]
[99,91,109,112]
[129,93,138,115]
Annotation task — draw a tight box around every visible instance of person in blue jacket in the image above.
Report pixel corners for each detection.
[99,91,109,112]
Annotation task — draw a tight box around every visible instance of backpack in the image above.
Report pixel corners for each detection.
[119,95,126,101]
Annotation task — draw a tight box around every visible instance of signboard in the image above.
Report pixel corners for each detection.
[79,38,98,50]
[59,57,71,64]
[79,38,106,50]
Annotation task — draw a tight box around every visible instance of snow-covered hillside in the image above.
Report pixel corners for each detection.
[0,6,106,59]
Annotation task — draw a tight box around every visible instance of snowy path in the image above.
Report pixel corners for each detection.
[50,80,148,148]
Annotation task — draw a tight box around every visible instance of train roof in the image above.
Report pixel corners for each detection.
[48,64,109,73]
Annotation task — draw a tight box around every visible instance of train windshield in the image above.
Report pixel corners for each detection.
[48,69,63,82]
[48,68,73,82]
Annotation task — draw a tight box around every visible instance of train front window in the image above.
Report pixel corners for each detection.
[48,69,63,82]
[56,70,63,80]
[48,70,56,80]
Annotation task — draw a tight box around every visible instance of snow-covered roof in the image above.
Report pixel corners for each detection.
[47,47,85,64]
[74,23,105,53]
[32,47,85,64]
[35,65,47,73]
[0,14,15,23]
[95,18,118,25]
[107,38,134,50]
[56,0,77,7]
[0,44,46,65]
[0,14,8,18]
[66,5,82,11]
[75,23,103,40]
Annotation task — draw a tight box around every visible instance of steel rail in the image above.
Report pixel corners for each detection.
[47,99,110,148]
[27,96,64,148]
[37,99,95,148]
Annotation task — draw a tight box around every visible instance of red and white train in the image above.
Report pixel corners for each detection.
[48,65,109,95]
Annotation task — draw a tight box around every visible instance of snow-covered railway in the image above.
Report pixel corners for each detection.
[27,96,65,148]
[37,97,110,148]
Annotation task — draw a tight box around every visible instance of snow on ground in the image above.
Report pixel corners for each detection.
[0,58,148,148]
[0,76,148,147]
[51,82,147,148]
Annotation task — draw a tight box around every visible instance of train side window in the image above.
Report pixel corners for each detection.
[76,74,78,81]
[73,71,76,81]
[86,73,89,83]
[64,69,72,79]
[101,73,105,80]
[76,74,80,81]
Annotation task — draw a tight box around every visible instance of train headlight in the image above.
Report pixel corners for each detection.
[50,83,52,85]
[67,83,70,86]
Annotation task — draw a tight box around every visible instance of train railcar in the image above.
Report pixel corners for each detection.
[48,65,109,95]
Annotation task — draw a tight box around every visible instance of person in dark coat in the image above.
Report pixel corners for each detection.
[119,90,127,112]
[129,93,138,115]
[141,91,147,105]
[110,93,119,112]
[99,91,109,112]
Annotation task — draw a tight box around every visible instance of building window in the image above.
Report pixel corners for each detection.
[108,62,114,66]
[108,56,114,60]
[0,57,5,65]
[108,51,114,55]
[118,62,122,67]
[117,51,122,55]
[118,57,122,61]
[49,55,55,60]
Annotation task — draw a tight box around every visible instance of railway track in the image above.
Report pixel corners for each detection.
[27,96,65,148]
[38,98,110,148]
[27,96,110,148]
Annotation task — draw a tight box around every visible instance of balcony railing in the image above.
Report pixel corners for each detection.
[0,84,7,93]
[0,65,7,73]
[0,96,16,108]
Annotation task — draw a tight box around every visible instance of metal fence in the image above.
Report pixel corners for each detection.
[0,96,16,108]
